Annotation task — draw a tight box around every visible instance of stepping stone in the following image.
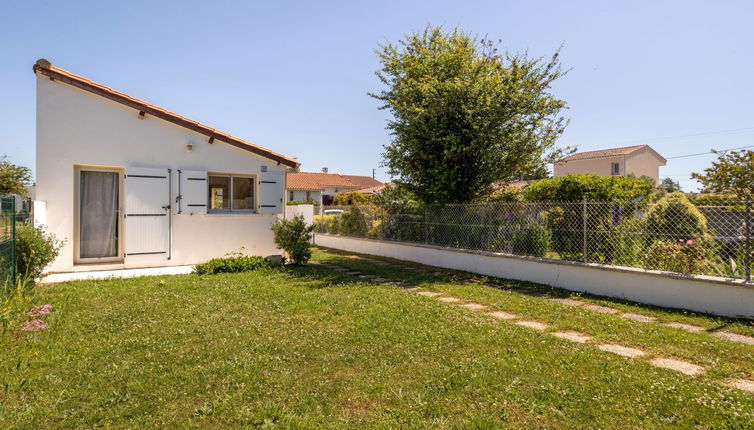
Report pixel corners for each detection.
[402,286,420,291]
[551,331,591,343]
[488,311,517,320]
[432,272,444,276]
[515,320,549,331]
[549,298,583,307]
[650,358,704,376]
[466,279,483,284]
[509,288,551,298]
[358,275,375,279]
[583,304,619,315]
[597,344,645,358]
[373,277,388,282]
[438,297,462,303]
[727,378,754,393]
[712,331,754,345]
[620,313,657,323]
[417,291,443,297]
[460,303,487,311]
[663,322,705,333]
[346,271,362,276]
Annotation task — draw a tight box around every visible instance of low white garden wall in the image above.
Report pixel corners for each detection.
[314,234,754,319]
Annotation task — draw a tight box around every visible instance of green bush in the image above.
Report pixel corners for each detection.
[339,206,369,237]
[194,254,272,275]
[511,221,552,257]
[523,173,655,202]
[645,238,711,275]
[611,218,645,267]
[286,200,319,206]
[271,215,314,265]
[644,192,710,241]
[15,223,63,287]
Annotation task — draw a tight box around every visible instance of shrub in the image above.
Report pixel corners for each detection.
[645,238,710,275]
[340,206,370,237]
[15,223,63,288]
[314,214,340,234]
[332,192,372,206]
[286,200,319,206]
[194,254,272,275]
[511,221,552,257]
[643,192,710,241]
[523,173,655,202]
[271,215,314,265]
[611,218,645,267]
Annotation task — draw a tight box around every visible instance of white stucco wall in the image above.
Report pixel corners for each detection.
[36,76,292,272]
[288,190,322,204]
[285,204,314,225]
[315,234,754,319]
[553,156,623,177]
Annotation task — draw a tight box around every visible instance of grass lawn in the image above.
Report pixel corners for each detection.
[1,254,753,429]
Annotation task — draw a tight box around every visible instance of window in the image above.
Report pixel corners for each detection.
[208,174,255,212]
[611,162,620,175]
[289,191,294,201]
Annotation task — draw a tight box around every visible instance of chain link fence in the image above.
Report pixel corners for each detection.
[314,197,753,281]
[1,195,32,299]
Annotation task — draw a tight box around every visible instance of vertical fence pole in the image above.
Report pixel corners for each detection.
[582,198,588,263]
[10,197,17,287]
[424,206,428,244]
[745,194,751,282]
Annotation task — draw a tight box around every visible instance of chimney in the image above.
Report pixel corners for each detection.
[322,167,328,174]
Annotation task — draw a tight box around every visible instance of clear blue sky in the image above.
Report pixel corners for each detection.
[2,0,753,190]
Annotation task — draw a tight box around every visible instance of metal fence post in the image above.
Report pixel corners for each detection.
[424,206,428,244]
[582,198,588,263]
[10,196,16,286]
[745,194,751,282]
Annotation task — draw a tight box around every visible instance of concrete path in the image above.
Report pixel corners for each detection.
[42,266,195,283]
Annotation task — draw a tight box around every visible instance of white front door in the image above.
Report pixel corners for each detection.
[124,167,171,260]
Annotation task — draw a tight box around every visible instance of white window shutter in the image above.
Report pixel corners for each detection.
[178,170,207,214]
[259,172,283,214]
[124,167,170,257]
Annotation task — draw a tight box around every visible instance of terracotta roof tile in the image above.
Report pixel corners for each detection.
[286,172,361,191]
[557,145,649,163]
[341,175,383,189]
[32,59,298,168]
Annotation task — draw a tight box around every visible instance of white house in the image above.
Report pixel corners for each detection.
[34,59,299,273]
[553,144,667,184]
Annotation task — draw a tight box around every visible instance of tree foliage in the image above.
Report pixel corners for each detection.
[332,191,372,206]
[659,177,682,193]
[522,174,655,202]
[691,149,754,199]
[371,26,570,204]
[0,156,32,196]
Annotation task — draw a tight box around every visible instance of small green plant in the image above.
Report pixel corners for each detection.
[611,218,645,267]
[339,206,369,237]
[194,253,272,275]
[271,215,314,265]
[645,238,710,275]
[511,221,552,257]
[14,223,63,294]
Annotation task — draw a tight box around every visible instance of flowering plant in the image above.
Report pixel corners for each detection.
[646,238,709,275]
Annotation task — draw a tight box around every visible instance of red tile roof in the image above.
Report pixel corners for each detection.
[557,145,650,163]
[341,175,382,189]
[286,172,361,191]
[33,59,299,168]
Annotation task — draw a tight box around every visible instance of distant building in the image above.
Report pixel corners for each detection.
[286,170,382,205]
[553,144,666,183]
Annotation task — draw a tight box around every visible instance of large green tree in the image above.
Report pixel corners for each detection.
[371,26,570,204]
[0,156,32,196]
[691,149,754,199]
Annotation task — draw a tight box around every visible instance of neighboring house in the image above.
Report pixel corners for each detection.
[286,170,382,205]
[34,59,298,273]
[553,145,667,184]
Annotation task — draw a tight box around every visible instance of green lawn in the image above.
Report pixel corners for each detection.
[1,253,753,428]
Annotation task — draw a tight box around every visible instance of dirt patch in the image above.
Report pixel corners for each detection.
[551,331,591,343]
[597,344,645,358]
[650,358,704,376]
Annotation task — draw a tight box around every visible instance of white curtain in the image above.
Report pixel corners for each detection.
[80,171,119,258]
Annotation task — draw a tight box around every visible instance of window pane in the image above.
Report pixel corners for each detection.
[232,177,254,210]
[208,176,230,210]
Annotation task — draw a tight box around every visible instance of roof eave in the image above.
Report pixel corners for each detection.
[34,62,299,169]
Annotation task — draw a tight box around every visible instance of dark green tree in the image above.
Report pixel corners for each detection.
[660,177,682,193]
[691,149,754,199]
[0,156,32,196]
[371,26,570,204]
